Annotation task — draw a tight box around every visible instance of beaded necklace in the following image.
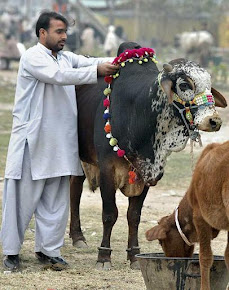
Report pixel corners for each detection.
[102,47,157,184]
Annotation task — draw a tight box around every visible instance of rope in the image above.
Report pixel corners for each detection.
[190,139,196,172]
[175,206,195,247]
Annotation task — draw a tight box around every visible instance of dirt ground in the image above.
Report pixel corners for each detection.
[0,67,229,289]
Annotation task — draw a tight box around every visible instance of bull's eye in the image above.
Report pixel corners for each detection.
[179,82,192,91]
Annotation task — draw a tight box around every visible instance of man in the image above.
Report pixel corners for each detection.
[0,11,118,271]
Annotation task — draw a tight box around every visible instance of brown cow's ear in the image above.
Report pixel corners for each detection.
[211,87,227,108]
[145,225,167,241]
[161,79,174,103]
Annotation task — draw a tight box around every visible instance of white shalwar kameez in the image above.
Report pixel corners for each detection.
[1,43,112,257]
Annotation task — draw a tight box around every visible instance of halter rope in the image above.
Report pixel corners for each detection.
[158,71,215,145]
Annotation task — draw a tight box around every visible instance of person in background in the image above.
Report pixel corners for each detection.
[80,24,95,55]
[0,34,21,70]
[0,10,118,272]
[103,25,120,57]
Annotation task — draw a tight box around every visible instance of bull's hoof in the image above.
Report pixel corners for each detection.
[72,240,88,248]
[130,260,140,270]
[95,261,112,271]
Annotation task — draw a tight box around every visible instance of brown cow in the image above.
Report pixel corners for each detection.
[146,141,229,290]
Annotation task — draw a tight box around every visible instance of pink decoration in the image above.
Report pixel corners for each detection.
[117,149,125,157]
[112,47,156,65]
[103,98,110,107]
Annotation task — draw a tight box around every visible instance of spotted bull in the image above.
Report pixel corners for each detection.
[70,42,227,270]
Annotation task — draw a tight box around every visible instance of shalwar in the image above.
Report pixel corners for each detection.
[1,144,69,257]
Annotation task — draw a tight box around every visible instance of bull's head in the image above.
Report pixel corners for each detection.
[160,59,227,133]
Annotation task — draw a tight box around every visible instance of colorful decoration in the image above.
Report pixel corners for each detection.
[128,171,137,184]
[173,90,215,125]
[103,47,157,184]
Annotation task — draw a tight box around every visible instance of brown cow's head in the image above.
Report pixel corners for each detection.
[160,58,227,132]
[145,215,195,258]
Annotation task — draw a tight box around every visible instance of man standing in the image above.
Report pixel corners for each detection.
[0,11,118,271]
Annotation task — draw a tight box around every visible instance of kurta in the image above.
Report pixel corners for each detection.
[5,42,110,180]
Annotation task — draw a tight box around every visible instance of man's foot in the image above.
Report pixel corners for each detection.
[35,252,69,271]
[35,251,49,264]
[3,255,20,271]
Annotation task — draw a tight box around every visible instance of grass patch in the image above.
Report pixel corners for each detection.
[0,110,13,132]
[159,149,199,189]
[0,134,10,178]
[0,79,13,177]
[0,84,15,104]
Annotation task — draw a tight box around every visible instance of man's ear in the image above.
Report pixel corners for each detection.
[39,28,46,38]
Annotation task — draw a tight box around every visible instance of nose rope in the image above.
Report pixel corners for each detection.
[172,101,201,143]
[172,91,215,129]
[172,101,202,171]
[157,73,214,144]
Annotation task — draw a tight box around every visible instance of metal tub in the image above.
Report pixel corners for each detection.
[136,253,228,290]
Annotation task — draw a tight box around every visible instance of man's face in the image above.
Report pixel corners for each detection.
[42,19,67,53]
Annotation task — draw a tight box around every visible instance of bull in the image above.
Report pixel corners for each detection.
[70,42,227,270]
[174,30,214,67]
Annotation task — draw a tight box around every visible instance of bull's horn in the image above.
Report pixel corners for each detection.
[163,63,173,72]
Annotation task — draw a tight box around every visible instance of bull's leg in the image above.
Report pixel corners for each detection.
[127,186,149,270]
[69,175,88,248]
[96,170,118,270]
[193,211,213,290]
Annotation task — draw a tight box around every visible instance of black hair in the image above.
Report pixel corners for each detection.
[35,11,69,38]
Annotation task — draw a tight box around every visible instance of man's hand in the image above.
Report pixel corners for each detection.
[97,62,119,76]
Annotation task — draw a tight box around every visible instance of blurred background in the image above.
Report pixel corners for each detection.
[0,0,228,86]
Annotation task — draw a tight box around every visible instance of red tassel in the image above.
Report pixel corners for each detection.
[104,76,113,84]
[103,98,110,107]
[128,171,137,184]
[117,149,125,157]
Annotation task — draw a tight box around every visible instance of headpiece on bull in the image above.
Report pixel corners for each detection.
[159,58,227,135]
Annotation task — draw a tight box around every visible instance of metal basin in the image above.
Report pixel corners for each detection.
[136,253,228,290]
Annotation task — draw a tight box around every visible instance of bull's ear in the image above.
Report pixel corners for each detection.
[211,87,227,108]
[145,225,167,241]
[161,79,174,104]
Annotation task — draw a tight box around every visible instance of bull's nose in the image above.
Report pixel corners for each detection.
[209,117,222,131]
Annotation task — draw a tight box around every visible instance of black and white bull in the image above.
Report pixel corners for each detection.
[70,42,227,270]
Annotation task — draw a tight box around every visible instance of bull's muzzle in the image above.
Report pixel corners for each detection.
[197,114,222,132]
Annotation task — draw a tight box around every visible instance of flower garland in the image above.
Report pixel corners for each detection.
[102,47,157,184]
